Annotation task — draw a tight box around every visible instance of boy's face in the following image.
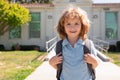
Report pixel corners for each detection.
[64,18,81,39]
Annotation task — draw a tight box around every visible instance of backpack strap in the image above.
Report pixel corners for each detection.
[56,40,63,80]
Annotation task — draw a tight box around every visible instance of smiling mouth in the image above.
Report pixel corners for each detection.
[70,31,76,33]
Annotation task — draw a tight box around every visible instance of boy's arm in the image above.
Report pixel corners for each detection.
[90,55,99,69]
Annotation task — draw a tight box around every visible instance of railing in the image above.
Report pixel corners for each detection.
[46,36,58,53]
[92,37,109,53]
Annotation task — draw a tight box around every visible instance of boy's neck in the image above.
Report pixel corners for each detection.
[67,37,79,47]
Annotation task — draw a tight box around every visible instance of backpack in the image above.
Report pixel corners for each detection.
[55,39,95,80]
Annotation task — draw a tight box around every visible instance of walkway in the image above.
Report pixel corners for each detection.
[25,52,120,80]
[25,61,56,80]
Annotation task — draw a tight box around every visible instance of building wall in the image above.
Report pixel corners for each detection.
[92,8,104,39]
[0,0,120,50]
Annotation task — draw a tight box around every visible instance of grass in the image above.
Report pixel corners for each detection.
[107,52,120,66]
[0,51,47,80]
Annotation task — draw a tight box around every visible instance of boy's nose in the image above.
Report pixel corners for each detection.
[69,25,75,28]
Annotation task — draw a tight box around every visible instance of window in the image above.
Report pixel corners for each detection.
[15,0,20,2]
[105,12,118,39]
[69,0,76,2]
[29,12,40,38]
[9,26,21,39]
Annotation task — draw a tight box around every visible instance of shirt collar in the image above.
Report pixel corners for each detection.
[62,38,69,47]
[62,38,84,47]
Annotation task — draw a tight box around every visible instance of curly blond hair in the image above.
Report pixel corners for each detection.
[57,7,90,40]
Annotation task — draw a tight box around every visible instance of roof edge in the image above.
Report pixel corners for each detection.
[20,3,54,8]
[93,3,120,7]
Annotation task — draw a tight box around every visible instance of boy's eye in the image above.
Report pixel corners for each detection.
[75,23,79,25]
[67,23,70,25]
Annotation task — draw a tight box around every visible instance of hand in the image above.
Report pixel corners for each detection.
[84,53,98,69]
[49,52,63,69]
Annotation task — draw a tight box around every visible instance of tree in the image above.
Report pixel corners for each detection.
[0,0,31,36]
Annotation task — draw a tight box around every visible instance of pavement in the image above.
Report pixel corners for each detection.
[96,62,120,80]
[25,61,57,80]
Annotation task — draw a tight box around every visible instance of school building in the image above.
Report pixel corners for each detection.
[0,0,120,50]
